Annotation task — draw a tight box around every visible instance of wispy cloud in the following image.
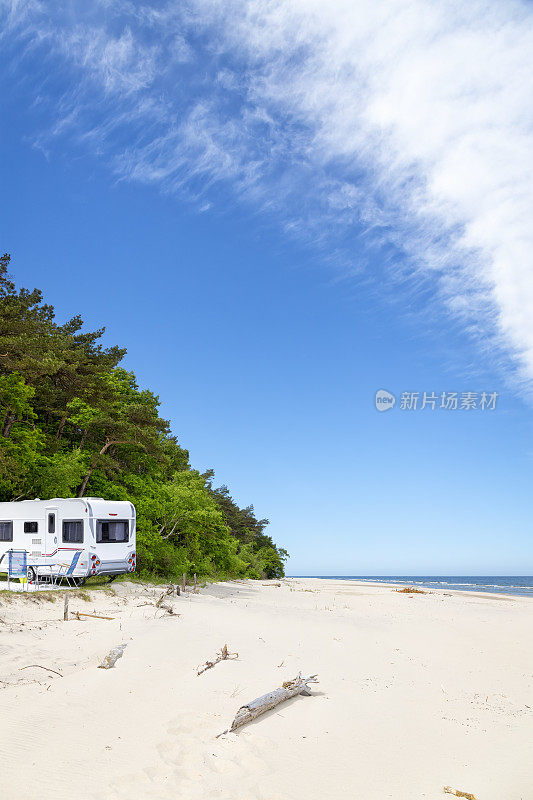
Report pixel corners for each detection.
[2,0,533,387]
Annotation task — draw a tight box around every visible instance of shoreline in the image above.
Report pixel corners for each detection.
[287,575,533,600]
[2,572,531,601]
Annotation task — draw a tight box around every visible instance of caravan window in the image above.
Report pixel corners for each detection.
[24,521,38,533]
[62,520,83,543]
[96,520,129,543]
[0,521,13,541]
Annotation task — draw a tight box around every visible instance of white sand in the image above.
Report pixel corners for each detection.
[0,577,531,800]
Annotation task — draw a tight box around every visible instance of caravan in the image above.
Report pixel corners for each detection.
[0,498,136,584]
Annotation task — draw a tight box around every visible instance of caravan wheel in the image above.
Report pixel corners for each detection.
[27,567,36,583]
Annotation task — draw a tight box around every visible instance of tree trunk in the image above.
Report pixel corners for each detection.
[2,413,15,437]
[77,440,113,497]
[77,438,137,497]
[56,414,67,441]
[78,467,94,498]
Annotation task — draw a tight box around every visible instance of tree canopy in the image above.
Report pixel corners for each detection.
[0,254,288,580]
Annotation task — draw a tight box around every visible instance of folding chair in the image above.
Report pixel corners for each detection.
[7,550,28,591]
[52,550,82,587]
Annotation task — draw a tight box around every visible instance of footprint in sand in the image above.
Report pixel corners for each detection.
[95,714,296,800]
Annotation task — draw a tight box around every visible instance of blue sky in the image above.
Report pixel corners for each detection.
[1,0,532,574]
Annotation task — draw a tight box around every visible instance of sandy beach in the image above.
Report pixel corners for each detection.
[0,577,531,800]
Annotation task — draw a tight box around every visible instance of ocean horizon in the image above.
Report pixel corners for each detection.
[290,576,533,597]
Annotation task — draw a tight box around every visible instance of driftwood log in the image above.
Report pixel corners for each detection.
[221,673,318,734]
[98,644,127,669]
[197,644,238,675]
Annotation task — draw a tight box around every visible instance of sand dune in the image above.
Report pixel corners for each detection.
[0,578,531,799]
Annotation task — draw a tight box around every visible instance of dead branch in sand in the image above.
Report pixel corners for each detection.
[197,644,238,675]
[74,611,114,620]
[98,644,127,669]
[19,664,63,677]
[158,603,179,616]
[262,583,281,587]
[444,787,477,800]
[219,672,318,736]
[156,583,177,607]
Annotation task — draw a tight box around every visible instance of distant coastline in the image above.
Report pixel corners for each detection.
[289,576,533,597]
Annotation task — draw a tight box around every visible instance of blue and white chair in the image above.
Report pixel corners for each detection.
[52,551,82,587]
[7,550,28,591]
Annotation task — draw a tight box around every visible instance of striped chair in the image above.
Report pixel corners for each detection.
[52,551,82,587]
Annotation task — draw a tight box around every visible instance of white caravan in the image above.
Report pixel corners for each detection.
[0,498,136,584]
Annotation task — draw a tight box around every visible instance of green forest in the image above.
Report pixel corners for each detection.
[0,254,288,580]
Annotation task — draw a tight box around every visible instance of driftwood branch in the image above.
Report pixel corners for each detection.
[19,664,63,677]
[98,644,127,669]
[444,788,477,800]
[220,672,318,735]
[159,604,179,616]
[156,583,176,607]
[197,644,238,675]
[74,612,114,620]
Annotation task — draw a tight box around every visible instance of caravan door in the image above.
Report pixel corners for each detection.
[44,506,59,561]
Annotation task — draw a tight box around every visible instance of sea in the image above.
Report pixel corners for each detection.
[294,576,533,598]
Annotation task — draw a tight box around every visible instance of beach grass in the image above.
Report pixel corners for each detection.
[395,586,427,594]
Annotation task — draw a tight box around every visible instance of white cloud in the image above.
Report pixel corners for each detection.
[2,0,533,387]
